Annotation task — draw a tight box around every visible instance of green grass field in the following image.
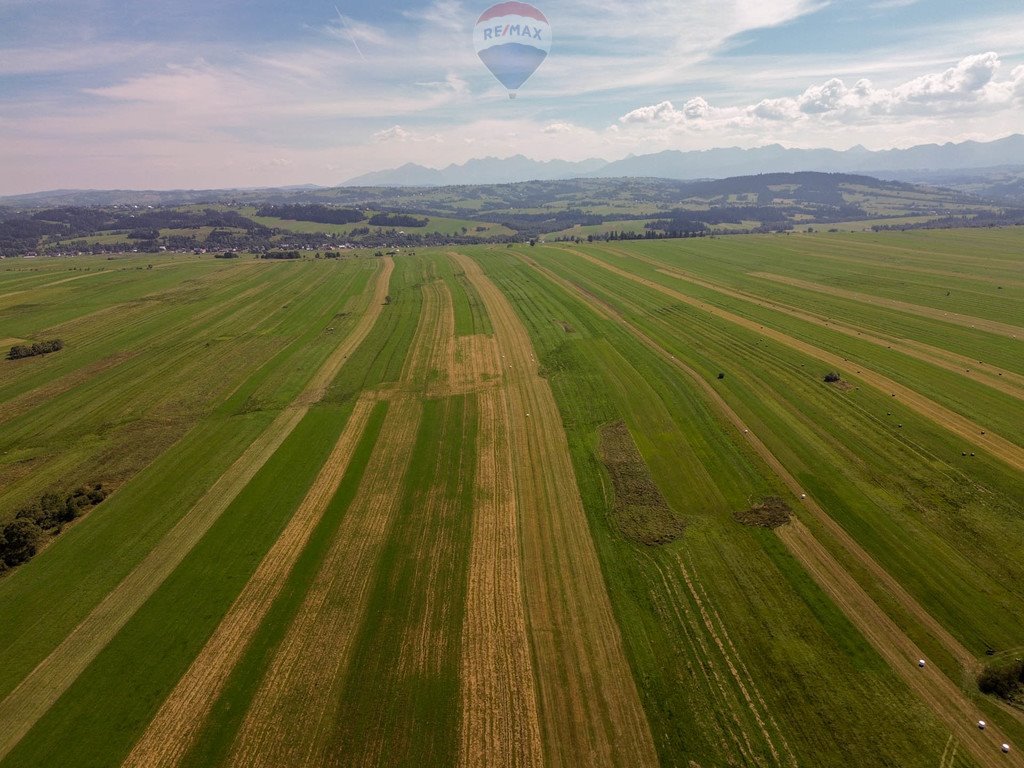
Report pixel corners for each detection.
[0,230,1021,768]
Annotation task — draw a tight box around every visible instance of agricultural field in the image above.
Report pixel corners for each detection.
[0,228,1022,767]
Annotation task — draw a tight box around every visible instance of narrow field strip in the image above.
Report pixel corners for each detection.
[0,257,393,764]
[0,269,112,303]
[327,395,476,768]
[453,252,659,768]
[458,386,544,765]
[0,350,141,426]
[753,272,1024,340]
[575,250,1024,473]
[520,255,1021,768]
[616,255,1024,402]
[399,276,444,385]
[121,396,378,768]
[226,396,422,768]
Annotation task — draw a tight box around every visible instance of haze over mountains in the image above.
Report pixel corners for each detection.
[343,134,1024,188]
[3,135,1023,209]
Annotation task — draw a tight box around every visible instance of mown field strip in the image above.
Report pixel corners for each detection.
[400,277,455,396]
[226,396,421,768]
[620,257,1024,401]
[753,272,1024,340]
[458,366,543,763]
[786,244,1024,290]
[778,520,1019,768]
[0,257,393,764]
[227,258,436,766]
[520,255,1022,768]
[576,250,1024,473]
[529,253,979,669]
[0,268,112,303]
[454,252,659,768]
[121,396,378,768]
[594,241,1024,395]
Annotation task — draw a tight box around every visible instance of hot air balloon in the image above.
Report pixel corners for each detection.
[473,2,551,99]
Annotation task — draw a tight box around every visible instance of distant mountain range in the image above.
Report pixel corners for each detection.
[342,134,1024,188]
[3,135,1022,209]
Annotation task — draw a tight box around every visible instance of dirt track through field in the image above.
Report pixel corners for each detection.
[120,396,378,768]
[520,254,1023,768]
[226,396,421,768]
[753,272,1024,340]
[453,252,659,768]
[0,257,393,765]
[575,250,1024,473]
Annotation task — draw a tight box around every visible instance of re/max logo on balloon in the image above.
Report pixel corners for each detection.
[473,2,551,99]
[481,24,544,41]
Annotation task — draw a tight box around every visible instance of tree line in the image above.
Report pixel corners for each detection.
[8,339,63,360]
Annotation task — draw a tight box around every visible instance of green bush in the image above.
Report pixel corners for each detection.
[978,659,1024,701]
[1,519,44,567]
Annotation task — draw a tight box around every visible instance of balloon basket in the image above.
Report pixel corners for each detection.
[508,91,517,100]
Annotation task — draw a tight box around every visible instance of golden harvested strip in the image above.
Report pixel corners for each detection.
[226,396,422,768]
[449,334,502,395]
[453,252,659,768]
[121,395,378,768]
[457,374,544,762]
[574,250,1024,473]
[0,257,393,765]
[752,271,1024,341]
[521,256,1023,768]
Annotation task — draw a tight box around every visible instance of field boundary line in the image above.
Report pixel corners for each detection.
[0,256,393,764]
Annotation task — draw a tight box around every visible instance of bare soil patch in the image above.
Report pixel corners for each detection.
[599,421,685,545]
[734,497,792,529]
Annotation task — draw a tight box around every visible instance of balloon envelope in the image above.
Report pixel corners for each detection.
[473,2,551,94]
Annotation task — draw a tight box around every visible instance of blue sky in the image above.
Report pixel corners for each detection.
[1,0,1022,193]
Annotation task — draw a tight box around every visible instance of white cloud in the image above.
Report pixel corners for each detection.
[372,125,442,143]
[620,52,1024,136]
[620,101,684,124]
